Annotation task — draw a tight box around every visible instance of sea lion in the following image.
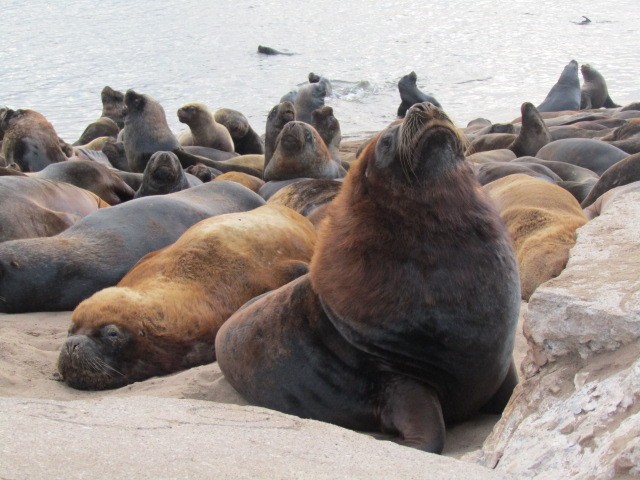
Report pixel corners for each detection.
[311,106,342,163]
[257,45,295,56]
[465,133,516,155]
[185,164,217,182]
[58,205,316,390]
[177,103,234,152]
[0,181,264,313]
[264,101,296,168]
[258,178,308,200]
[537,60,581,113]
[536,138,629,175]
[465,149,516,164]
[213,108,264,155]
[101,139,129,171]
[464,118,491,134]
[508,102,552,157]
[294,76,332,124]
[76,135,117,152]
[264,121,346,181]
[580,153,640,207]
[33,159,135,205]
[134,151,202,198]
[396,71,442,117]
[101,86,126,129]
[214,171,264,193]
[216,102,520,453]
[484,174,588,300]
[0,176,108,242]
[583,181,640,219]
[549,125,603,141]
[600,121,640,155]
[474,161,560,186]
[267,178,342,217]
[580,64,620,110]
[73,117,119,146]
[470,123,518,137]
[0,109,68,172]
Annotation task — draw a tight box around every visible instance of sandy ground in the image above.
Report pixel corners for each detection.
[0,302,528,460]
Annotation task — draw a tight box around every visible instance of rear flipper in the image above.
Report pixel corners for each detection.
[480,360,518,414]
[380,376,445,453]
[603,95,620,108]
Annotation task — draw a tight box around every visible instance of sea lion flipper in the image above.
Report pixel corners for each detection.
[380,377,445,453]
[603,95,620,109]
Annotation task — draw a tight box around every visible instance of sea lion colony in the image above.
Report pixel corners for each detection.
[1,61,639,453]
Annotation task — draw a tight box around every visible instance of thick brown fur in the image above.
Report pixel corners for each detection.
[484,174,588,300]
[177,103,234,152]
[58,205,316,390]
[214,171,265,193]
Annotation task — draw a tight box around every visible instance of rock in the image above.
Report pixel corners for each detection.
[0,396,509,480]
[470,189,640,479]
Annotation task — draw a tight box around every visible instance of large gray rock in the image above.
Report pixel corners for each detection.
[0,396,509,480]
[470,189,640,478]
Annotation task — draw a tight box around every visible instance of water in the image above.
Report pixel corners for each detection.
[2,0,639,143]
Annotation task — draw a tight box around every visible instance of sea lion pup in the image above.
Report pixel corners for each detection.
[214,171,264,193]
[264,101,296,168]
[213,108,264,155]
[267,178,342,217]
[581,153,640,208]
[263,121,346,181]
[484,174,588,300]
[101,86,127,129]
[0,108,68,172]
[134,151,202,198]
[216,102,520,453]
[0,176,108,242]
[536,138,629,175]
[0,181,264,313]
[177,103,234,152]
[311,106,342,163]
[185,163,218,182]
[508,102,552,157]
[58,205,316,390]
[34,160,135,205]
[580,64,620,110]
[73,117,119,146]
[294,76,332,124]
[537,60,581,113]
[396,71,442,117]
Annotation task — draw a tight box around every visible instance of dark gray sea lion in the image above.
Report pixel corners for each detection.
[580,64,620,109]
[549,125,604,141]
[101,139,129,171]
[177,102,234,152]
[584,181,640,219]
[508,102,552,157]
[182,145,238,162]
[101,86,126,129]
[264,121,346,181]
[396,71,442,117]
[580,153,640,207]
[0,176,108,242]
[257,45,295,56]
[474,161,560,186]
[311,106,341,163]
[34,160,136,205]
[599,121,640,154]
[216,102,520,453]
[0,182,265,313]
[213,108,264,155]
[73,117,119,146]
[264,101,296,168]
[536,138,629,175]
[134,151,202,198]
[621,102,640,112]
[0,109,68,172]
[294,76,332,124]
[537,60,581,113]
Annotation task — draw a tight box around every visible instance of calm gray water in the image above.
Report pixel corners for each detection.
[3,0,639,142]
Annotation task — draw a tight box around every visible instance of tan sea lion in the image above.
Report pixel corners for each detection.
[213,171,265,193]
[177,103,234,152]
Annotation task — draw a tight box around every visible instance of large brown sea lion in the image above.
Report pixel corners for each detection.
[177,103,234,152]
[0,176,108,242]
[134,151,202,198]
[0,182,264,313]
[537,60,581,113]
[57,205,316,390]
[216,102,520,453]
[484,174,588,300]
[264,121,346,181]
[580,64,619,110]
[264,101,296,168]
[213,108,264,155]
[0,109,68,172]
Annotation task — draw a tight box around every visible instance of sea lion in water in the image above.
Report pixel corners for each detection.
[213,108,264,155]
[396,71,442,117]
[101,86,127,129]
[58,205,316,390]
[264,121,346,181]
[536,138,628,175]
[484,174,588,300]
[0,176,108,242]
[0,182,264,313]
[294,76,332,124]
[537,60,581,113]
[580,64,619,110]
[177,103,234,152]
[216,102,520,453]
[257,45,295,56]
[264,101,296,168]
[0,109,68,172]
[134,151,202,198]
[311,106,342,163]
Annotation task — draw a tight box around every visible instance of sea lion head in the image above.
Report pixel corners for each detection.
[177,102,213,127]
[311,106,341,146]
[580,64,598,81]
[135,151,186,198]
[267,101,296,129]
[123,89,148,117]
[100,86,126,128]
[58,287,214,390]
[399,71,418,88]
[214,108,250,139]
